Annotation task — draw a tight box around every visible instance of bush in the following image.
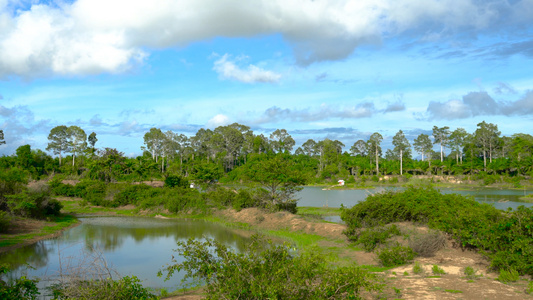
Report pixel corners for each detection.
[164,175,189,189]
[51,276,158,300]
[376,243,417,267]
[412,261,424,275]
[408,230,447,257]
[232,189,257,211]
[159,235,383,299]
[0,211,10,233]
[432,265,446,275]
[5,190,62,219]
[0,264,39,300]
[463,266,478,280]
[112,184,153,207]
[497,268,519,283]
[353,225,401,251]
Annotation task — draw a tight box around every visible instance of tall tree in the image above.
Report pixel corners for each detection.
[475,121,500,171]
[413,134,432,163]
[88,132,98,150]
[67,125,87,166]
[46,125,69,166]
[368,133,383,175]
[350,140,368,157]
[449,128,467,164]
[143,128,166,162]
[432,126,450,162]
[392,130,411,175]
[269,129,295,153]
[301,139,317,156]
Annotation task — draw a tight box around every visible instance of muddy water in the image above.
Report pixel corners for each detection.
[0,217,252,296]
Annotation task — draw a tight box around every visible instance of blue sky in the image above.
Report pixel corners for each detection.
[0,0,532,157]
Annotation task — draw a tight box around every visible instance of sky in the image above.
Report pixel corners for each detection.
[0,0,532,158]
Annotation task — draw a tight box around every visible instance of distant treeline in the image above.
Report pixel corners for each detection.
[0,120,532,184]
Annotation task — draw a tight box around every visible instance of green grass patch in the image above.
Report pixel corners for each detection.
[264,229,324,248]
[297,206,342,216]
[444,289,463,293]
[0,214,79,249]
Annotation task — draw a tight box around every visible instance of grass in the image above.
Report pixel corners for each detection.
[0,214,79,248]
[297,206,342,216]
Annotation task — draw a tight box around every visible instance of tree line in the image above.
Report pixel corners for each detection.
[1,120,532,184]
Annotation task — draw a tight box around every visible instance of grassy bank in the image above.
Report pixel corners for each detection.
[0,214,79,250]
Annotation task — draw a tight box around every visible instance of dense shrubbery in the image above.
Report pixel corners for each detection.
[351,225,401,251]
[341,186,533,275]
[50,276,158,300]
[0,264,39,300]
[160,235,382,299]
[376,242,417,267]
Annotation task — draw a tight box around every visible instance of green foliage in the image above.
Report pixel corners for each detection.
[496,268,519,283]
[352,225,401,251]
[376,243,417,267]
[160,235,382,299]
[341,186,533,276]
[0,264,40,300]
[0,211,10,233]
[526,281,533,295]
[412,261,424,275]
[463,266,478,280]
[5,190,62,219]
[112,184,153,207]
[164,174,189,188]
[432,265,446,275]
[50,275,158,300]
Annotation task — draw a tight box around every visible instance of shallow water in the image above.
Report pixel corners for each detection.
[0,216,252,297]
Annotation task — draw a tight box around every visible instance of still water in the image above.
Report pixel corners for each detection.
[0,217,252,296]
[297,186,533,210]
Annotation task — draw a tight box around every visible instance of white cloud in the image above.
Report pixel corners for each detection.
[213,54,281,83]
[0,0,531,77]
[206,114,230,128]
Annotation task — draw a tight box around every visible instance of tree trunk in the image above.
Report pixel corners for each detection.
[375,148,379,175]
[400,149,403,175]
[440,144,444,162]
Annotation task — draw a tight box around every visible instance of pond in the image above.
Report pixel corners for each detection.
[297,186,533,210]
[0,217,252,297]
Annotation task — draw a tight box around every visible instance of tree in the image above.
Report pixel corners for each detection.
[16,145,33,170]
[475,121,500,171]
[269,129,295,153]
[245,154,306,209]
[368,133,383,175]
[449,128,467,164]
[0,130,5,145]
[88,132,98,150]
[413,134,432,163]
[142,128,166,162]
[67,126,87,166]
[432,126,450,162]
[350,140,368,157]
[46,125,69,166]
[392,130,411,175]
[301,139,318,156]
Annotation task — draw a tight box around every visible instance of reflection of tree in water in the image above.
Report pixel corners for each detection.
[0,240,53,280]
[71,217,251,253]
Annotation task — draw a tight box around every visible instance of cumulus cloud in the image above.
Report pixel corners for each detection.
[0,0,531,77]
[213,54,281,83]
[207,114,230,128]
[424,90,533,120]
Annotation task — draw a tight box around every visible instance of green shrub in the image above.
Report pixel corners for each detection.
[496,268,519,283]
[5,190,62,219]
[159,235,383,299]
[50,275,157,300]
[164,175,189,188]
[463,266,478,280]
[376,243,417,267]
[412,261,424,275]
[354,225,401,251]
[0,264,39,300]
[432,265,446,275]
[112,184,153,207]
[232,189,257,211]
[0,211,10,233]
